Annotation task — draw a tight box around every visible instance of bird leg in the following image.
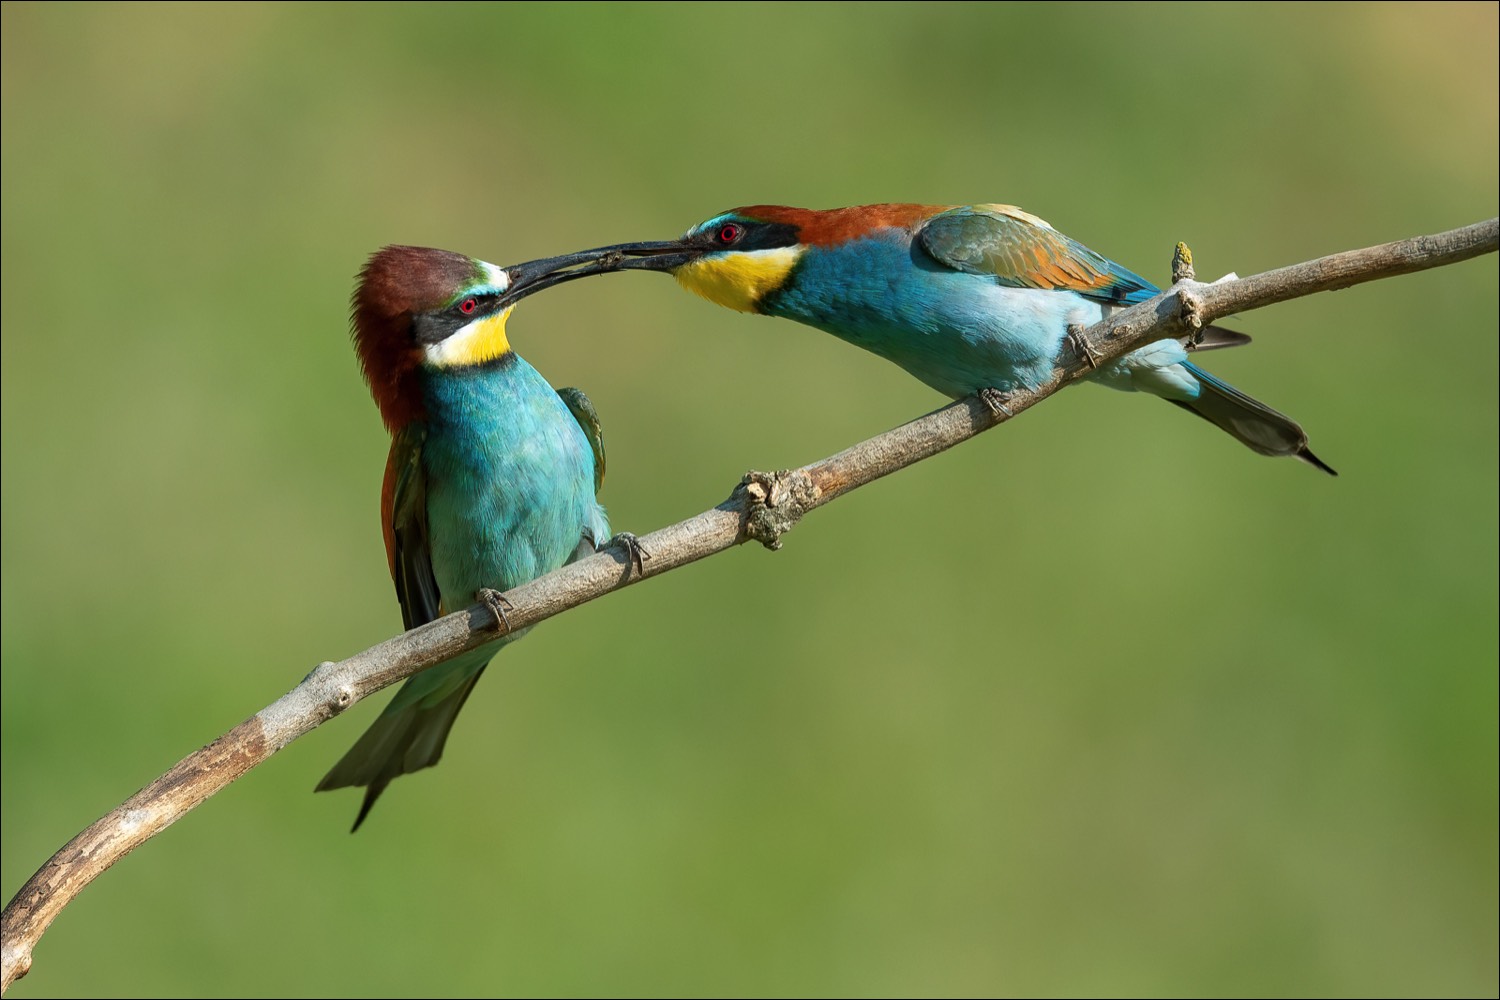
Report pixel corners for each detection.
[609,532,650,577]
[476,588,514,633]
[978,387,1015,418]
[1067,324,1100,369]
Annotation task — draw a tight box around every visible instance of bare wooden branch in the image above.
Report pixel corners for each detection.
[3,217,1495,994]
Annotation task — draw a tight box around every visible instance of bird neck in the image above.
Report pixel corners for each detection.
[413,353,563,471]
[755,233,913,328]
[415,353,594,514]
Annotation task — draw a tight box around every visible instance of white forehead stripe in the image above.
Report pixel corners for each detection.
[481,261,510,292]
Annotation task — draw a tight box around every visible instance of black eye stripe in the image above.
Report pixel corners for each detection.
[701,220,800,253]
[412,293,505,346]
[453,292,500,316]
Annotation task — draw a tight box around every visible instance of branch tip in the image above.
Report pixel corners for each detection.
[1172,242,1196,283]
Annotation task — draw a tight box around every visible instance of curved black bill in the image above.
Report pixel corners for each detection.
[502,248,629,294]
[495,239,704,308]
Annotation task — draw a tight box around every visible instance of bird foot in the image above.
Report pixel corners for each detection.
[476,588,514,633]
[978,387,1015,418]
[609,532,650,577]
[1067,325,1100,369]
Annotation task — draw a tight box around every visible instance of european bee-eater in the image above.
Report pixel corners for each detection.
[526,204,1332,473]
[318,245,622,830]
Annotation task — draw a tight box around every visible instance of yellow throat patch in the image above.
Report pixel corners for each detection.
[423,308,514,368]
[674,248,803,314]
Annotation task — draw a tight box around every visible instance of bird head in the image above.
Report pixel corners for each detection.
[352,245,610,430]
[624,208,808,313]
[502,205,948,315]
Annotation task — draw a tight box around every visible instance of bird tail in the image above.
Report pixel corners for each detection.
[1193,325,1252,351]
[315,661,488,831]
[1172,362,1336,475]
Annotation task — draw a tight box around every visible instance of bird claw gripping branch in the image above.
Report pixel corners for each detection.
[978,388,1016,418]
[609,532,650,577]
[477,588,514,633]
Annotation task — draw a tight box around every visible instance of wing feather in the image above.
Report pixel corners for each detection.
[917,204,1158,306]
[555,386,606,493]
[383,424,440,630]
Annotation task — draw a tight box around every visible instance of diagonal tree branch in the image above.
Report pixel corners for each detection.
[2,217,1495,993]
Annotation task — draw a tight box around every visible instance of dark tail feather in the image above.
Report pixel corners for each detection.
[1193,325,1252,351]
[1173,363,1336,476]
[315,667,487,831]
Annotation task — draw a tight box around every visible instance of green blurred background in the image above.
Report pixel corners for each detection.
[3,4,1495,996]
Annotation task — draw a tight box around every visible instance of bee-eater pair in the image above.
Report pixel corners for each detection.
[326,204,1332,827]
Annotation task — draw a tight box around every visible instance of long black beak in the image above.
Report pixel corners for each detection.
[496,239,704,308]
[501,248,628,296]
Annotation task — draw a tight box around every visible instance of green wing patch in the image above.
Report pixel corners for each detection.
[556,386,606,493]
[917,205,1155,306]
[386,424,441,630]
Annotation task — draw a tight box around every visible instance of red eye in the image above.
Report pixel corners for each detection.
[459,297,478,315]
[717,223,741,244]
